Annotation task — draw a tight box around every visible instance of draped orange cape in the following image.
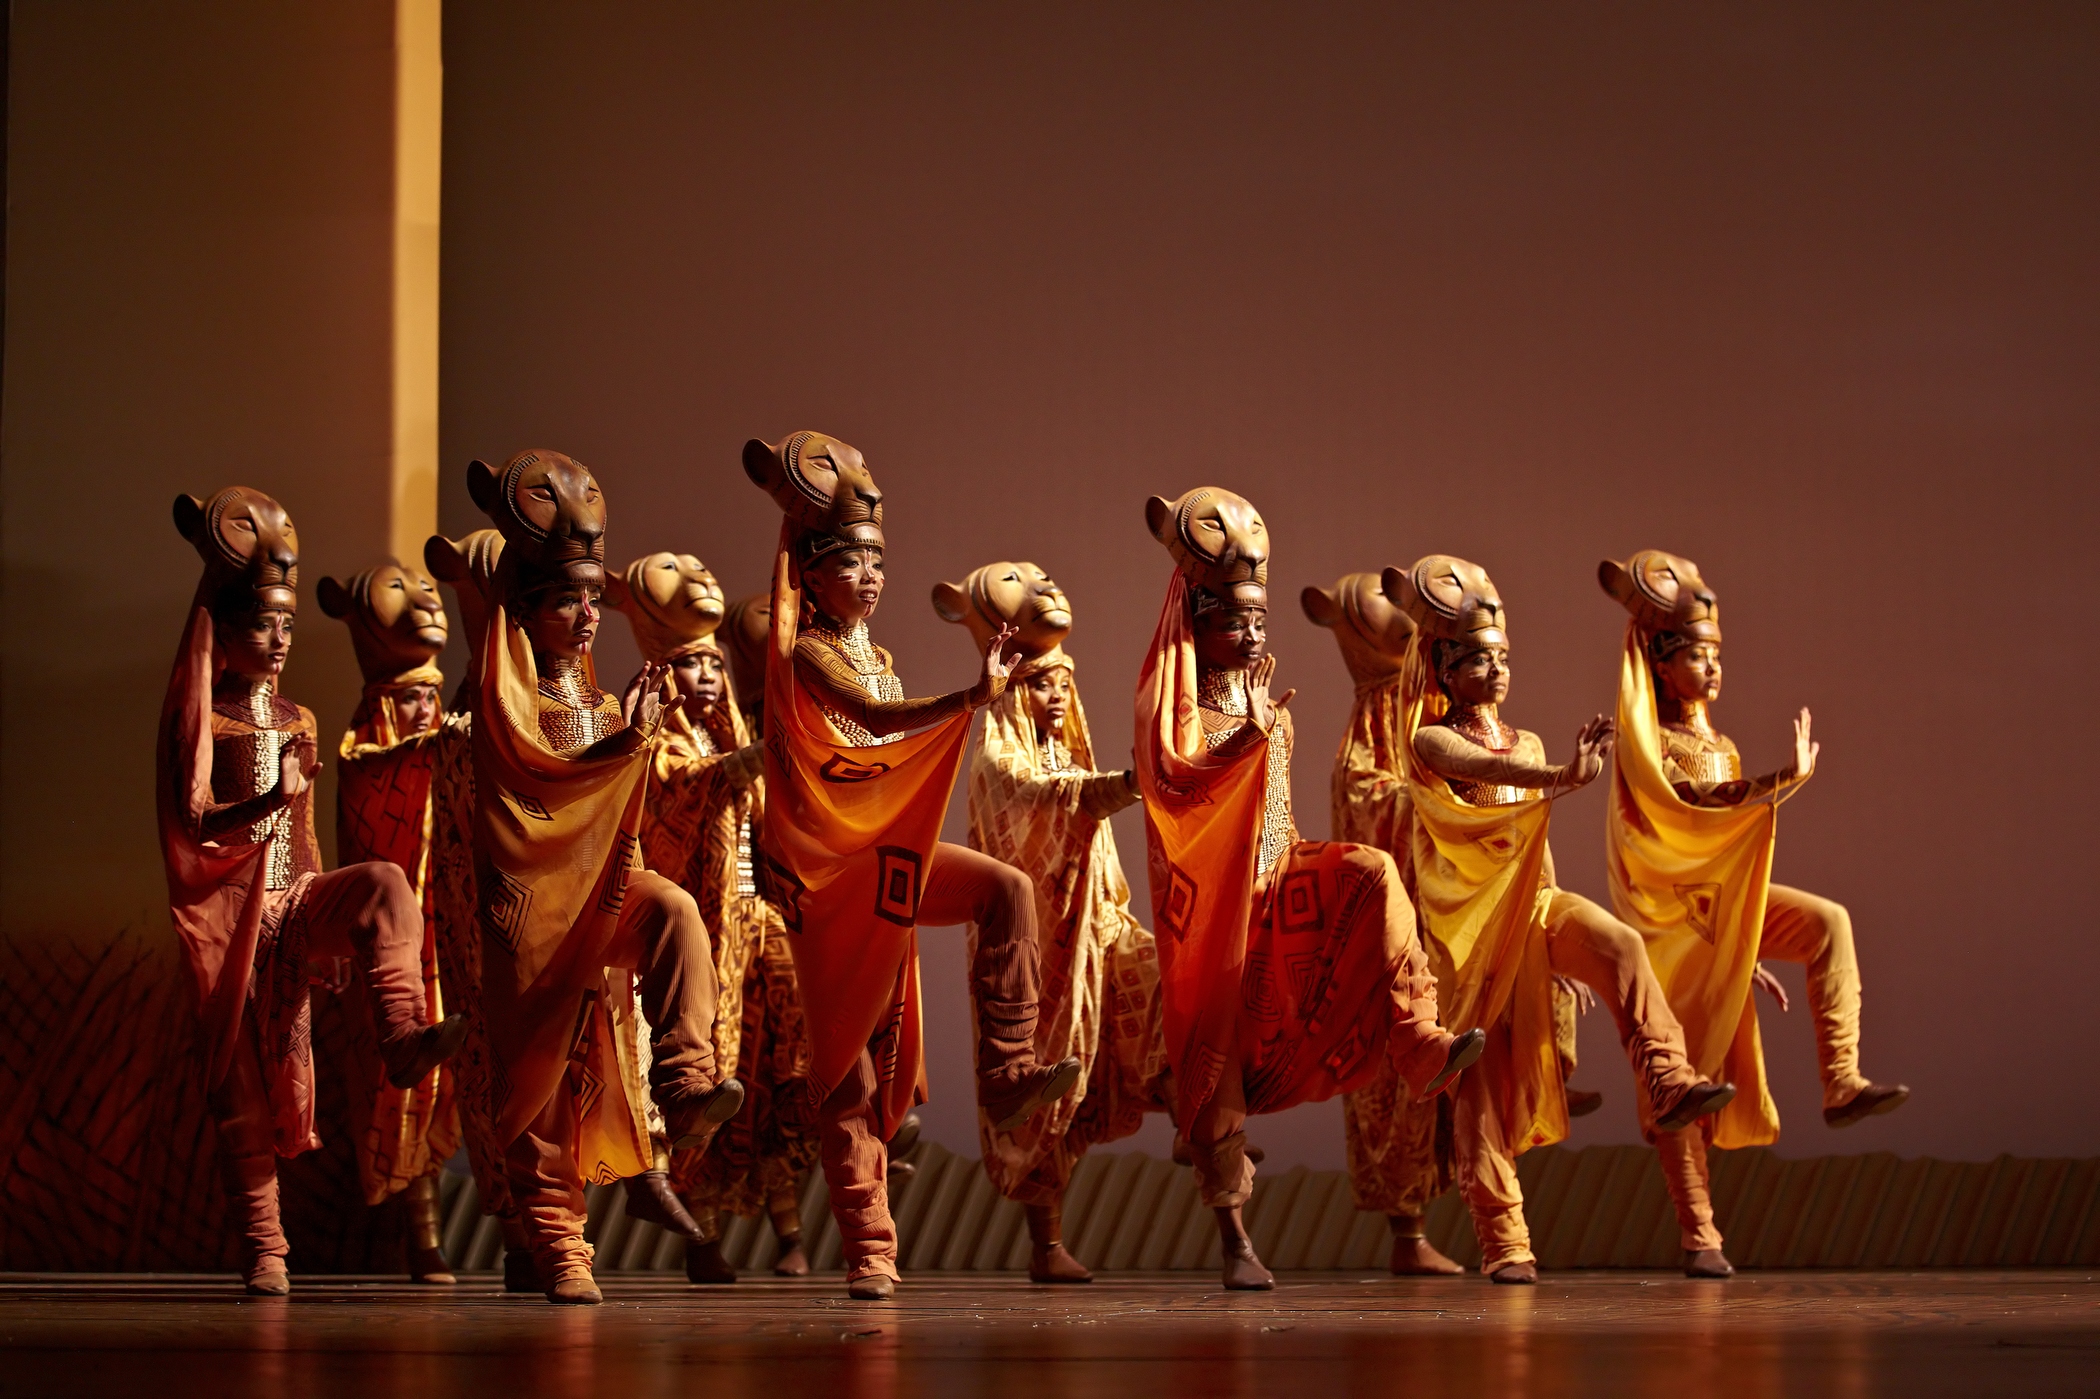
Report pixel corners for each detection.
[759,523,971,1139]
[156,597,316,1152]
[471,558,653,1179]
[332,663,460,1201]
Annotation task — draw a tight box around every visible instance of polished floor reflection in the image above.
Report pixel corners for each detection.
[3,1270,2093,1397]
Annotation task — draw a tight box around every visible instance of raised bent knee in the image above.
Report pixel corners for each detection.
[986,860,1034,919]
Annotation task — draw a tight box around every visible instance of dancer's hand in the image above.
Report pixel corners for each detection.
[278,734,320,800]
[1553,974,1597,1016]
[623,662,668,733]
[1566,715,1614,787]
[1752,962,1790,1012]
[969,624,1021,706]
[1248,653,1295,732]
[1790,708,1819,780]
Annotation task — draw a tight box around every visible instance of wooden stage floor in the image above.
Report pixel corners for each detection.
[3,1271,2094,1397]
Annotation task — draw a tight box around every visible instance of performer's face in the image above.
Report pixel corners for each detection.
[523,584,601,659]
[670,651,726,709]
[217,608,294,682]
[1442,644,1510,707]
[1657,642,1723,705]
[393,683,441,735]
[805,547,886,626]
[1023,668,1071,740]
[1193,607,1267,672]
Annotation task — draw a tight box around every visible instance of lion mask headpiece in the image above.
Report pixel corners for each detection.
[742,431,885,570]
[317,562,448,683]
[173,486,299,623]
[605,552,726,664]
[465,449,606,595]
[1384,555,1507,672]
[1144,486,1269,612]
[1302,571,1415,686]
[931,561,1073,662]
[1598,550,1721,660]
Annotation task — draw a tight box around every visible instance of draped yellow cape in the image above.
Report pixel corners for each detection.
[760,523,971,1138]
[330,661,460,1202]
[471,558,653,1181]
[1604,624,1780,1146]
[968,649,1166,1200]
[1398,635,1565,1156]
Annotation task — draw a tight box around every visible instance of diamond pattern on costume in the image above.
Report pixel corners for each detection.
[872,846,923,926]
[479,861,533,957]
[1279,868,1324,934]
[1675,882,1724,942]
[595,830,641,915]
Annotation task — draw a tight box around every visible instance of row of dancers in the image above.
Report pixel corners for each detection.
[156,432,1905,1301]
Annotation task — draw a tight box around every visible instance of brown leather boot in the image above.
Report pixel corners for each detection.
[1656,1080,1736,1132]
[662,1080,747,1149]
[1565,1088,1604,1118]
[1387,1214,1464,1276]
[847,1262,898,1301]
[404,1174,456,1283]
[622,1170,705,1241]
[983,1058,1083,1131]
[1026,1202,1093,1283]
[769,1190,810,1277]
[1422,1028,1487,1098]
[1216,1206,1274,1291]
[245,1255,291,1296]
[1685,1248,1735,1278]
[1488,1260,1538,1285]
[537,1237,601,1305]
[1823,1083,1910,1128]
[683,1204,737,1284]
[382,1013,468,1090]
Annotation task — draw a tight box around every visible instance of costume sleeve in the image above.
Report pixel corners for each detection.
[793,635,974,733]
[1412,726,1568,788]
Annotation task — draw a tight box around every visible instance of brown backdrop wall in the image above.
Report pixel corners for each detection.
[437,1,2099,1167]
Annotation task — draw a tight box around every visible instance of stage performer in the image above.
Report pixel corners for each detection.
[609,551,821,1283]
[1598,551,1908,1278]
[934,561,1172,1283]
[1134,489,1484,1292]
[157,486,464,1295]
[458,449,742,1305]
[1388,554,1733,1284]
[721,591,772,738]
[313,560,461,1283]
[1304,574,1602,1276]
[743,430,1080,1302]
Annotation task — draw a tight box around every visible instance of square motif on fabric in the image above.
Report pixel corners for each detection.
[1279,868,1324,934]
[760,850,807,934]
[873,846,923,926]
[480,862,533,957]
[1157,861,1199,943]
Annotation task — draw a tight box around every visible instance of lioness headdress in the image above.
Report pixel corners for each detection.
[1301,572,1415,686]
[741,431,884,570]
[316,562,449,684]
[1383,555,1507,671]
[464,449,606,595]
[931,561,1074,662]
[1143,486,1269,612]
[173,486,299,622]
[605,552,727,664]
[1598,551,1721,660]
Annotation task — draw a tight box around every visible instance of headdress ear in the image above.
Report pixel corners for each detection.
[173,494,207,542]
[1597,558,1637,605]
[424,533,469,583]
[465,459,501,515]
[930,581,970,624]
[1379,566,1409,610]
[601,570,633,612]
[741,438,776,488]
[1144,495,1173,543]
[316,576,354,618]
[1300,584,1341,628]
